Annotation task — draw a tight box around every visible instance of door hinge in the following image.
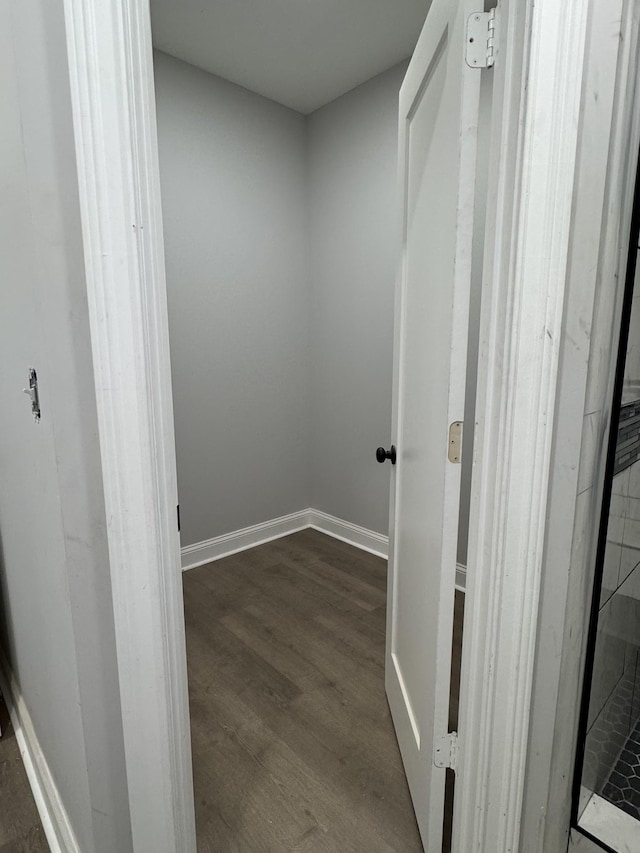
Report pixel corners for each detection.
[433,732,458,771]
[177,504,181,532]
[465,7,498,69]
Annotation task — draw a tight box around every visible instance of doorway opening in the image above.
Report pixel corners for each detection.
[149,1,485,849]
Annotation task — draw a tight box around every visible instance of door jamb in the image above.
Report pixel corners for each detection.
[455,0,593,849]
[61,0,196,850]
[518,0,640,849]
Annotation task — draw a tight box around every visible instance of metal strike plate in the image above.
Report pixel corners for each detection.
[23,368,41,422]
[448,421,463,463]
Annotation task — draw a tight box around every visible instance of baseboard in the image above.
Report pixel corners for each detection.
[181,508,389,569]
[456,562,467,592]
[307,509,389,559]
[181,509,313,570]
[0,651,80,853]
[181,510,467,592]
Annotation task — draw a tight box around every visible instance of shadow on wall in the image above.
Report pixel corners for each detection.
[0,531,16,673]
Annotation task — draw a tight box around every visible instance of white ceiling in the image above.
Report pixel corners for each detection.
[149,0,428,114]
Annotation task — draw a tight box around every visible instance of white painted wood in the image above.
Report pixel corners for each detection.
[577,794,640,853]
[181,511,312,569]
[455,563,467,593]
[181,508,389,570]
[0,651,80,853]
[454,0,593,850]
[308,510,389,559]
[385,0,481,846]
[519,1,640,848]
[61,0,196,850]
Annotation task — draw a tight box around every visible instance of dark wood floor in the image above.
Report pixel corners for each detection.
[184,528,463,853]
[0,701,48,852]
[0,529,462,853]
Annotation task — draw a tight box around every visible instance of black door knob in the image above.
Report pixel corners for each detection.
[376,445,396,465]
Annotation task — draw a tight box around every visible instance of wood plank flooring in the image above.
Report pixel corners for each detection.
[184,528,463,853]
[0,529,462,852]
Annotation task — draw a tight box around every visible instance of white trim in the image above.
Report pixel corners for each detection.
[0,653,80,853]
[61,0,196,850]
[181,510,312,570]
[520,0,640,847]
[181,509,390,570]
[308,509,389,559]
[455,0,591,850]
[577,793,640,853]
[181,513,466,589]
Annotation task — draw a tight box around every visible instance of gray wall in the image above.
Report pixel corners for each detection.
[154,52,310,547]
[307,63,407,535]
[156,54,408,545]
[0,1,131,850]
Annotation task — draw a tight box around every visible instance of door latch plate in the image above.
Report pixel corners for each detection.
[23,368,40,422]
[448,421,463,463]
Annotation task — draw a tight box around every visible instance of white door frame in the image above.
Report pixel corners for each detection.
[454,0,594,850]
[519,0,640,849]
[61,0,196,850]
[59,0,624,850]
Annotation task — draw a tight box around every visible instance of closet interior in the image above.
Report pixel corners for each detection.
[149,1,472,849]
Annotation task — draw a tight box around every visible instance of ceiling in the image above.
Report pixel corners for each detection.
[149,0,428,114]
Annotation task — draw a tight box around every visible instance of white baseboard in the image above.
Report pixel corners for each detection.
[181,508,389,570]
[181,509,468,593]
[0,651,80,853]
[181,509,313,570]
[307,509,388,559]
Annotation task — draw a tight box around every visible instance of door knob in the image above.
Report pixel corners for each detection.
[376,445,396,465]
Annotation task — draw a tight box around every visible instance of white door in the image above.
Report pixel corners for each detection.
[385,0,483,848]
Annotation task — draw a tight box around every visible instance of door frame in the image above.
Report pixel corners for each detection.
[454,0,594,850]
[58,0,626,850]
[61,0,196,850]
[518,0,640,850]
